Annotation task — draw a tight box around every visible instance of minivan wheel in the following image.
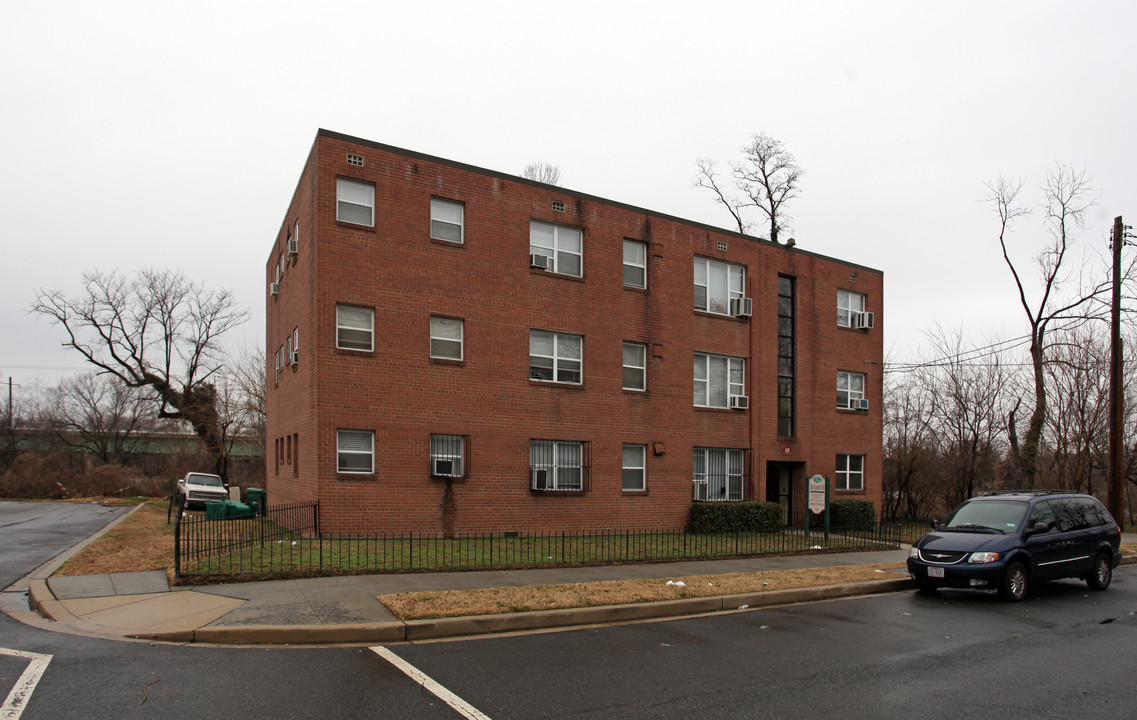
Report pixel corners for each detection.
[1087,553,1113,591]
[999,561,1028,602]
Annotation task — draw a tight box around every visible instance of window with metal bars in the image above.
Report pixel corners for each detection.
[692,447,748,501]
[529,440,591,492]
[430,434,467,478]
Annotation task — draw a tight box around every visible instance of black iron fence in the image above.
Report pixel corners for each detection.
[174,500,319,578]
[173,502,903,581]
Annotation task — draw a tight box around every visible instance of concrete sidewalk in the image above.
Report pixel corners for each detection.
[20,548,917,645]
[11,513,1137,646]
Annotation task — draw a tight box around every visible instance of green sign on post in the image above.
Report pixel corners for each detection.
[805,474,830,545]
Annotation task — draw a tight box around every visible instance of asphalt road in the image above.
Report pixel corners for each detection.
[0,501,128,589]
[2,501,1135,719]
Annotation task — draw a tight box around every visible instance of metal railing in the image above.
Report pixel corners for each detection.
[174,500,320,578]
[173,503,902,581]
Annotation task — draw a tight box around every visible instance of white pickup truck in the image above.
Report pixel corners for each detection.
[176,472,230,508]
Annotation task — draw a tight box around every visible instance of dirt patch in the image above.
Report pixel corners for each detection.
[55,502,176,580]
[379,563,908,620]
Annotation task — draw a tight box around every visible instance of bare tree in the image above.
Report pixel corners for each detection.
[42,373,154,464]
[521,162,561,186]
[917,325,1010,508]
[882,369,937,519]
[987,165,1108,487]
[32,268,249,477]
[224,344,266,452]
[1042,324,1111,492]
[695,132,804,243]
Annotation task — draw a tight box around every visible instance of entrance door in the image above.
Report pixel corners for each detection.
[766,463,794,524]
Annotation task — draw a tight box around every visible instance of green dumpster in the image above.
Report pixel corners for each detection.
[246,488,266,516]
[225,501,253,518]
[205,502,227,520]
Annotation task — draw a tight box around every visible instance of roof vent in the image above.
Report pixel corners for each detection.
[717,241,728,252]
[347,153,364,167]
[551,200,565,212]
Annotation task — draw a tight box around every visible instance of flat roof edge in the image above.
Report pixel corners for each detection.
[314,128,883,276]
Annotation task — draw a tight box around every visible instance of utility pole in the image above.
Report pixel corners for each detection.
[1109,216,1129,527]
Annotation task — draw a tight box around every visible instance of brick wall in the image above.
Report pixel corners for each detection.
[266,130,883,533]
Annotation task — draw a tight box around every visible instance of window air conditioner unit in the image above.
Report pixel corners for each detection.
[270,282,279,296]
[853,311,875,330]
[858,398,870,410]
[530,253,550,270]
[730,297,753,318]
[847,397,869,410]
[289,351,299,366]
[287,238,298,256]
[433,459,455,477]
[531,467,549,490]
[729,395,749,410]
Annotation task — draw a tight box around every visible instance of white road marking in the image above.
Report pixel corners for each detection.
[0,648,53,720]
[370,646,493,720]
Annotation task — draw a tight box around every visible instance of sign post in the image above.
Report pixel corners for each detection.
[806,474,830,545]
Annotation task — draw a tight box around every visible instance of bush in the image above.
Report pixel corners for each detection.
[687,501,784,533]
[827,500,877,531]
[0,452,79,498]
[0,453,169,499]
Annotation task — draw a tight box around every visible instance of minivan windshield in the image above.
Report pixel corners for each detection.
[943,499,1028,533]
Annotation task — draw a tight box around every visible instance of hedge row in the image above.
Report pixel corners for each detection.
[686,501,784,533]
[825,499,877,531]
[687,499,878,533]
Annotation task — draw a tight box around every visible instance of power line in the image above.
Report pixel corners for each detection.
[884,317,1105,374]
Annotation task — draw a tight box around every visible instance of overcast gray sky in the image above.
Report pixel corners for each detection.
[3,1,1136,398]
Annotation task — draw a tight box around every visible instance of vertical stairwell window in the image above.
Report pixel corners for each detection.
[777,276,795,437]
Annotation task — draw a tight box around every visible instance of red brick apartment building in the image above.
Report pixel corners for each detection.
[265,129,883,534]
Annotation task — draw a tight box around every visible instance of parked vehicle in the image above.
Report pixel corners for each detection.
[176,472,229,509]
[907,490,1121,601]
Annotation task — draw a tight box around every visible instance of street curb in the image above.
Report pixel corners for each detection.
[136,577,914,645]
[22,550,1137,646]
[26,579,52,616]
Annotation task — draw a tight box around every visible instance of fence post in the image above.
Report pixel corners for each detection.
[173,503,182,578]
[315,501,323,569]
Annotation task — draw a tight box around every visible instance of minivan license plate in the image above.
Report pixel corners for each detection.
[927,567,944,578]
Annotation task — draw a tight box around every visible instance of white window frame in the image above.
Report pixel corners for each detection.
[837,370,866,409]
[623,240,647,289]
[838,289,866,328]
[529,330,583,384]
[430,434,466,478]
[530,221,583,277]
[337,178,375,227]
[430,198,464,243]
[694,258,745,315]
[693,447,746,501]
[337,429,374,474]
[336,304,374,351]
[694,353,745,408]
[836,453,865,491]
[622,444,646,491]
[530,439,586,492]
[622,342,647,391]
[430,316,464,360]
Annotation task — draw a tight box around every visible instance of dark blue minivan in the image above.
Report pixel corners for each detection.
[907,490,1121,601]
